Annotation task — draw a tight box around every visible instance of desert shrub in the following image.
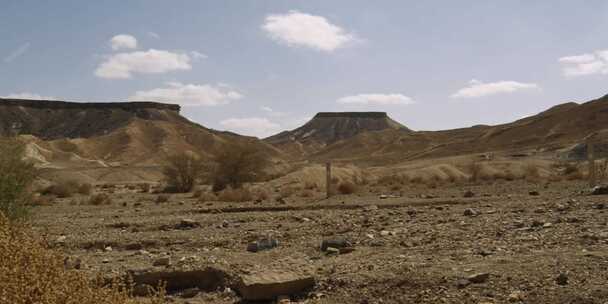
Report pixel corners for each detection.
[198,191,218,203]
[0,213,164,304]
[217,187,253,202]
[78,183,93,195]
[0,138,37,222]
[162,152,205,193]
[253,188,270,201]
[468,161,482,182]
[299,189,315,198]
[88,193,112,205]
[138,183,151,193]
[337,181,357,194]
[524,163,541,181]
[155,195,169,204]
[212,142,268,191]
[303,181,318,190]
[279,186,297,199]
[41,180,79,198]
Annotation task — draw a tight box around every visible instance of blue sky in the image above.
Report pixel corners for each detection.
[2,1,608,137]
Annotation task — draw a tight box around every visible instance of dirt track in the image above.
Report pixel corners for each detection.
[32,180,608,303]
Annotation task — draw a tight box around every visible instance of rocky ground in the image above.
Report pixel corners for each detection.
[31,180,608,304]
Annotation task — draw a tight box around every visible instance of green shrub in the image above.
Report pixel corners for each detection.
[0,138,37,222]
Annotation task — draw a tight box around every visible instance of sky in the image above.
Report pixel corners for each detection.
[2,1,608,138]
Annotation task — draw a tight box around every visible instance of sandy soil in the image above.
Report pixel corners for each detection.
[31,180,608,303]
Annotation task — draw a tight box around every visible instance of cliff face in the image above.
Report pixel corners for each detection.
[0,98,183,139]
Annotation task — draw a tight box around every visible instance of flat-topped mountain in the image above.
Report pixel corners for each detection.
[265,94,608,165]
[0,98,183,139]
[265,112,409,156]
[0,98,282,170]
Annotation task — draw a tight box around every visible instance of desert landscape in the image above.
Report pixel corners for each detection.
[1,95,608,304]
[2,2,608,304]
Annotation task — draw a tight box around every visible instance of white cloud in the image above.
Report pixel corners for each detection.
[128,82,242,106]
[262,10,356,52]
[3,43,30,63]
[2,92,56,100]
[95,49,191,79]
[190,51,207,60]
[147,32,160,39]
[261,106,288,117]
[558,50,608,77]
[450,79,539,98]
[110,34,138,50]
[220,117,281,138]
[337,93,415,105]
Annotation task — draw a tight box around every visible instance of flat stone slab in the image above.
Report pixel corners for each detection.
[237,271,315,301]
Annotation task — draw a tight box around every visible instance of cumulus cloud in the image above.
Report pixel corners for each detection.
[558,50,608,77]
[1,92,56,100]
[220,117,281,138]
[128,82,242,106]
[147,32,160,39]
[3,43,30,63]
[337,93,415,105]
[450,79,539,99]
[110,34,138,50]
[262,10,356,52]
[95,49,191,79]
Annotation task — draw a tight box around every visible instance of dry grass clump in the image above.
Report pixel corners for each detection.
[0,213,164,304]
[155,195,169,204]
[198,191,218,203]
[337,181,357,194]
[217,187,253,202]
[88,193,112,205]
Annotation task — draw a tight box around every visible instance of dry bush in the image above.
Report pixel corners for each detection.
[252,188,270,201]
[337,181,357,194]
[303,181,318,190]
[212,143,268,192]
[524,163,541,181]
[198,191,218,203]
[162,152,205,193]
[41,180,79,198]
[0,137,37,222]
[217,187,253,202]
[299,189,315,198]
[278,186,297,199]
[78,183,93,195]
[0,213,164,304]
[562,162,584,180]
[468,161,482,182]
[155,195,169,204]
[88,193,112,205]
[192,188,204,198]
[138,183,151,193]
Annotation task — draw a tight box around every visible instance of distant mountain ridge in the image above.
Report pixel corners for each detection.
[0,98,282,168]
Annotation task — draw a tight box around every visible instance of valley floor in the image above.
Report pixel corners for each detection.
[32,180,608,303]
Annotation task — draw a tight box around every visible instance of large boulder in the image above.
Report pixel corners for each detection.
[237,271,315,301]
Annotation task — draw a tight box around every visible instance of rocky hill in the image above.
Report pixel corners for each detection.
[0,98,283,171]
[266,94,608,165]
[265,112,409,156]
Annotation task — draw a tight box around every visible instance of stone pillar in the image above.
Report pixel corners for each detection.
[326,162,332,199]
[588,140,596,187]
